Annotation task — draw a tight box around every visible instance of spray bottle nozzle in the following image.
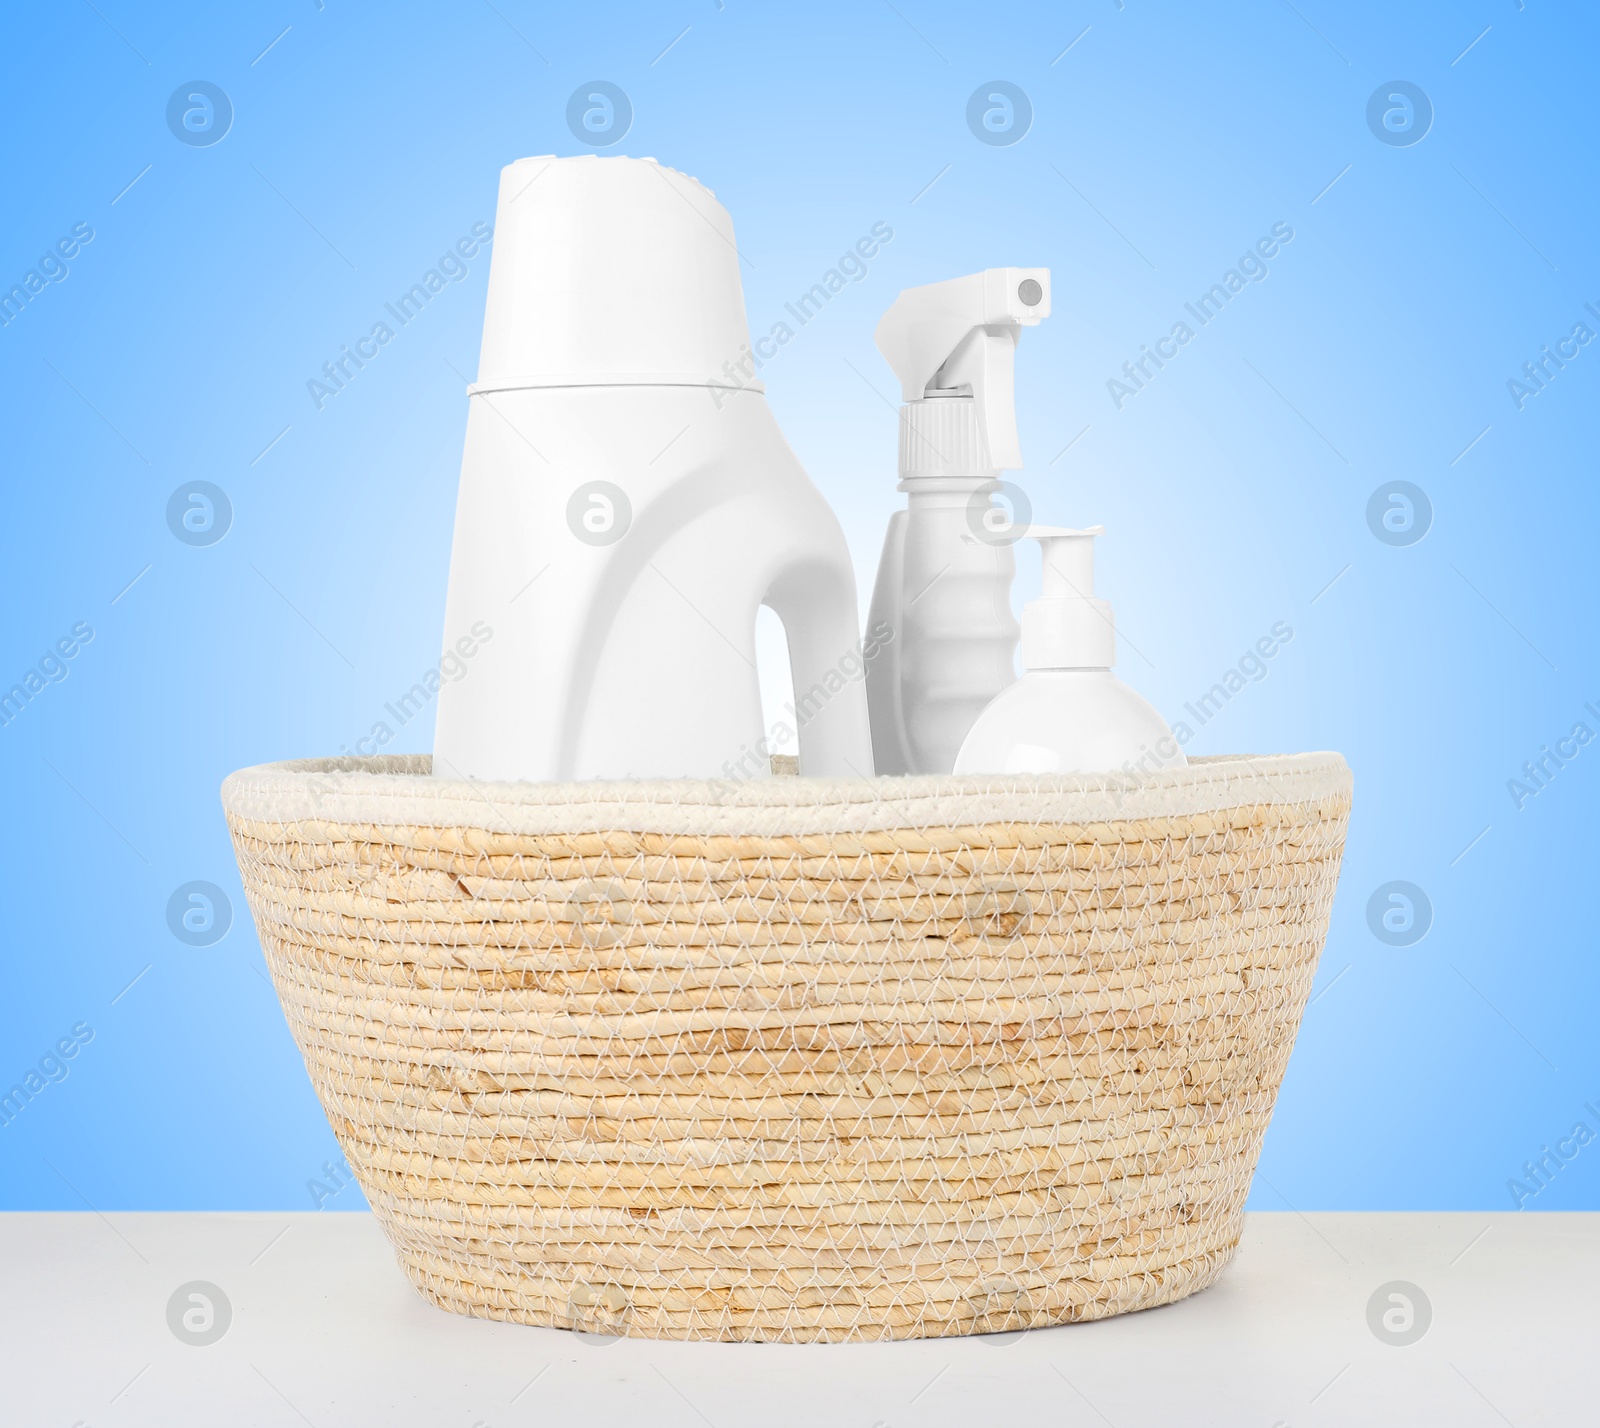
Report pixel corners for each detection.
[874,268,1051,473]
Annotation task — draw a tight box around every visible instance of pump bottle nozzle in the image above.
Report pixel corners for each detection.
[1020,525,1116,671]
[952,523,1187,777]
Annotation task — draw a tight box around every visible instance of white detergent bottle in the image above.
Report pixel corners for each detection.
[953,526,1187,776]
[433,155,874,783]
[865,268,1050,775]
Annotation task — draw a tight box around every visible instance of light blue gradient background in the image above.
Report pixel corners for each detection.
[3,0,1595,1213]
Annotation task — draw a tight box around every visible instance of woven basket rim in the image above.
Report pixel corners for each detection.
[221,752,1350,837]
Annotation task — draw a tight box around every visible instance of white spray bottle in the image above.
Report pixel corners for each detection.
[953,526,1186,775]
[433,155,873,783]
[865,268,1050,775]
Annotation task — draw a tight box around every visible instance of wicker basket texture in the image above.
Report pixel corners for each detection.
[223,753,1350,1342]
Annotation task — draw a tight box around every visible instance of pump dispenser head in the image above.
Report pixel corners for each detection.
[1021,526,1116,671]
[953,521,1185,776]
[874,268,1050,477]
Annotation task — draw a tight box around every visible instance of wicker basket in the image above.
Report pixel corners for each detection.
[222,752,1350,1343]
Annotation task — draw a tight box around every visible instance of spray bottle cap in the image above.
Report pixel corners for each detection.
[1020,525,1116,670]
[874,268,1050,475]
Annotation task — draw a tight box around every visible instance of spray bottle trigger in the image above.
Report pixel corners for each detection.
[933,327,1023,471]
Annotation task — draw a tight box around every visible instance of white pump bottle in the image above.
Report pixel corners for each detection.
[865,268,1051,775]
[953,527,1186,776]
[433,156,873,783]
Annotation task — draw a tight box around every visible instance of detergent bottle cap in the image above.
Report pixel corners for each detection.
[473,155,756,394]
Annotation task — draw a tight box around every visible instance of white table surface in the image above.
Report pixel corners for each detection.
[4,1210,1594,1426]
